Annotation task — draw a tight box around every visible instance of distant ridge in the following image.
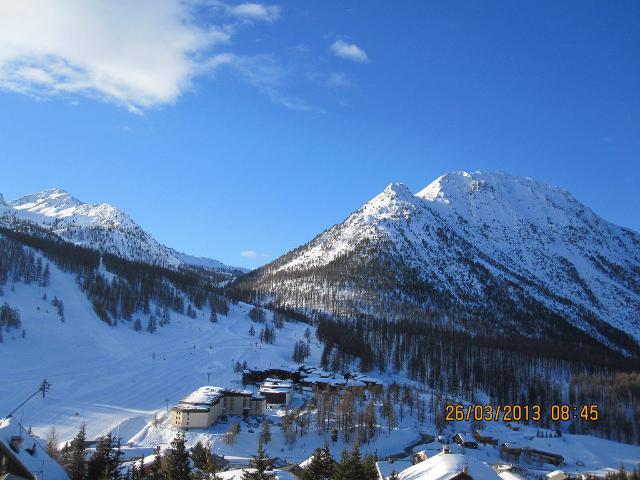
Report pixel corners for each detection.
[0,188,241,273]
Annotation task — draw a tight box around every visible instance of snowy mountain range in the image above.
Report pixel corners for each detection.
[232,171,640,353]
[0,188,240,272]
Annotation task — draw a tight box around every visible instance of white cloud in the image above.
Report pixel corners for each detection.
[330,40,368,63]
[0,1,283,112]
[229,3,281,22]
[327,72,351,88]
[218,53,324,112]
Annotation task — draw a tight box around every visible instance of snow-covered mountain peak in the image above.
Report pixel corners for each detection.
[240,170,640,351]
[11,188,84,212]
[1,188,240,272]
[382,182,414,199]
[360,182,418,221]
[0,193,6,206]
[416,170,501,204]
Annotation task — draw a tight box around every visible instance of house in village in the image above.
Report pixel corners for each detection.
[523,448,564,466]
[473,430,498,445]
[0,418,69,480]
[170,386,265,429]
[397,449,500,480]
[259,379,294,408]
[452,433,478,449]
[499,443,522,460]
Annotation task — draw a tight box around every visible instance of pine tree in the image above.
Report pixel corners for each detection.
[63,423,87,480]
[361,453,378,480]
[202,447,222,480]
[242,443,275,480]
[146,316,157,334]
[163,433,191,480]
[300,441,334,480]
[87,434,122,480]
[149,449,162,480]
[191,441,207,470]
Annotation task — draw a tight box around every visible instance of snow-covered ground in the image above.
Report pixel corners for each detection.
[0,258,315,443]
[1,257,639,475]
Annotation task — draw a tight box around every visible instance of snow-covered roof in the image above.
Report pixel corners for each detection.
[260,379,293,393]
[180,386,225,406]
[547,470,568,480]
[263,378,293,386]
[217,468,297,479]
[499,471,527,480]
[0,418,69,480]
[398,452,500,480]
[178,386,260,408]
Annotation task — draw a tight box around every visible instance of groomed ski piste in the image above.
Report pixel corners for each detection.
[1,256,639,478]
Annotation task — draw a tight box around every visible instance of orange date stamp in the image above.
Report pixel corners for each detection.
[444,403,599,422]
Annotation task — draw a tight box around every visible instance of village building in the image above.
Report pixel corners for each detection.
[242,364,382,392]
[170,386,265,429]
[0,418,69,480]
[259,379,293,408]
[473,430,498,445]
[452,433,478,449]
[241,366,301,385]
[397,449,501,480]
[523,448,564,466]
[499,443,522,460]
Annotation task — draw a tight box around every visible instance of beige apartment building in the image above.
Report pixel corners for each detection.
[170,386,265,429]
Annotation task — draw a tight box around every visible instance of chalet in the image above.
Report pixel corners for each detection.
[499,443,522,459]
[452,433,478,449]
[436,435,448,444]
[170,386,265,429]
[523,448,564,466]
[259,379,293,408]
[505,422,519,431]
[0,418,69,480]
[473,430,498,445]
[397,450,500,480]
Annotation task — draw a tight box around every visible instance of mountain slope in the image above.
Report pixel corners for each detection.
[0,228,316,445]
[0,188,240,272]
[232,171,640,354]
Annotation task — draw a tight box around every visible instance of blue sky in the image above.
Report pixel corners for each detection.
[0,1,639,268]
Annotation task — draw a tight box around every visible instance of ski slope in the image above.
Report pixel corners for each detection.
[0,257,315,442]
